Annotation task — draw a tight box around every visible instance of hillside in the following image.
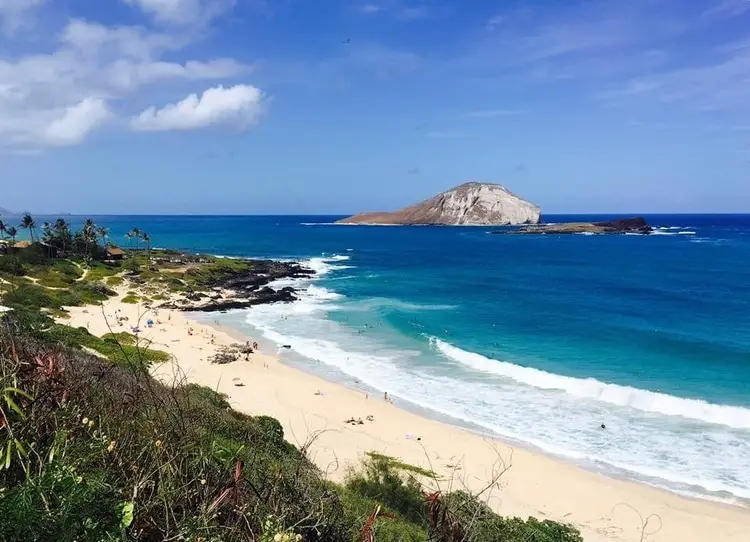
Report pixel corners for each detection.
[337,182,540,226]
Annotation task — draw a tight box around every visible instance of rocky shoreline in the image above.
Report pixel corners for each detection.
[159,258,314,312]
[499,217,653,235]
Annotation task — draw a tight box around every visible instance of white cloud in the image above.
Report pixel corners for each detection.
[703,0,750,19]
[43,98,112,147]
[0,14,252,151]
[131,84,265,131]
[123,0,234,25]
[358,4,383,14]
[0,0,44,35]
[355,1,437,21]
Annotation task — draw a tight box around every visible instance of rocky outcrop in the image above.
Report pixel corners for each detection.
[337,182,540,225]
[511,217,652,235]
[159,259,314,312]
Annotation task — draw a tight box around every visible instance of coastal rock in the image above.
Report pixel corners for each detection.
[172,287,299,312]
[159,259,312,313]
[511,217,652,235]
[337,182,540,226]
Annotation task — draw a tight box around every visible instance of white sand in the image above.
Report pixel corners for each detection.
[61,294,750,542]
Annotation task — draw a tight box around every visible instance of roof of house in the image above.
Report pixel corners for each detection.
[106,246,125,256]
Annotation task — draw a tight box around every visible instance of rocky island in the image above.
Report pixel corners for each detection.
[337,182,540,225]
[509,217,653,235]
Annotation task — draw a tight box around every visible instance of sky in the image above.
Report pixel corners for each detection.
[0,0,749,215]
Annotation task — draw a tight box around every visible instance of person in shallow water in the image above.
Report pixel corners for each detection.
[600,423,606,429]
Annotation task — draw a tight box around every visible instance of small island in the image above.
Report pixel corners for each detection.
[506,217,653,235]
[337,181,541,225]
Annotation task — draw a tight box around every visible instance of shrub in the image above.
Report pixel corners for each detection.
[0,328,351,541]
[0,256,24,276]
[105,276,123,287]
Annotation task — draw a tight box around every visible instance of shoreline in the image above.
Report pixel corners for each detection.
[204,314,749,509]
[59,291,750,542]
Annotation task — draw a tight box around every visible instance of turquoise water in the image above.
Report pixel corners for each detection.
[66,214,750,502]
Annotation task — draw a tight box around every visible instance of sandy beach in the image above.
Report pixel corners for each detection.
[61,292,750,542]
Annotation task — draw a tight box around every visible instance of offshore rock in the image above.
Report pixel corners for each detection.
[337,182,540,225]
[512,217,652,235]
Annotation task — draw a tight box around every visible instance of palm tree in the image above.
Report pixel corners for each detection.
[82,219,97,262]
[141,232,152,263]
[42,222,52,242]
[96,226,110,248]
[42,222,54,257]
[6,227,18,244]
[132,228,141,250]
[0,218,6,241]
[53,218,71,255]
[19,214,36,243]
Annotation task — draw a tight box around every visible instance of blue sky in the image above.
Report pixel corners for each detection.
[1,0,749,214]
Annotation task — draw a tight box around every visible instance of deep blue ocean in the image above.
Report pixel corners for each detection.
[63,214,750,503]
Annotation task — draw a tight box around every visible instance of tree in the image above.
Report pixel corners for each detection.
[41,222,54,257]
[0,218,6,240]
[19,214,36,243]
[53,219,72,255]
[127,228,141,250]
[96,226,110,248]
[41,222,53,242]
[6,227,18,244]
[82,219,97,263]
[132,228,141,250]
[141,232,151,263]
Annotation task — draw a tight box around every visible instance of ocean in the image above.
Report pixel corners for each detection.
[64,214,750,504]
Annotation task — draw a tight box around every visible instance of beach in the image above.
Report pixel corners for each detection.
[60,291,750,542]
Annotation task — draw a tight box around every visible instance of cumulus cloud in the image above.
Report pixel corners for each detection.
[0,0,44,35]
[131,84,265,131]
[43,98,112,147]
[123,0,234,25]
[0,11,251,151]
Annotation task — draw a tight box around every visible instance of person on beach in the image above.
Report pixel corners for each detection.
[384,391,388,402]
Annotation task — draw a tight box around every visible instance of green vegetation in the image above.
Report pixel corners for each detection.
[183,259,253,288]
[105,276,124,286]
[0,217,583,541]
[121,294,140,304]
[41,324,170,368]
[0,319,582,541]
[365,452,439,478]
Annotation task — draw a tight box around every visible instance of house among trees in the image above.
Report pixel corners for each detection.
[105,246,125,261]
[10,240,32,253]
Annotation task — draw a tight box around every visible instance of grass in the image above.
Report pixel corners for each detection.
[42,324,170,368]
[0,252,584,542]
[0,323,583,541]
[29,260,83,288]
[85,263,121,282]
[365,452,439,478]
[182,259,254,288]
[121,294,140,304]
[105,276,124,287]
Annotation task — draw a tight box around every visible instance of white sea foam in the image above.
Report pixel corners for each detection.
[211,250,750,503]
[348,298,457,312]
[302,255,352,276]
[239,307,750,501]
[430,338,750,430]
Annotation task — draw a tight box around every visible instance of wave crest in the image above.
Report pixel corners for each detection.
[430,338,750,429]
